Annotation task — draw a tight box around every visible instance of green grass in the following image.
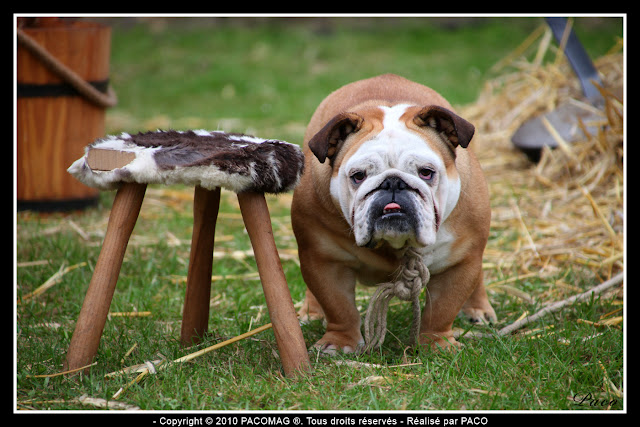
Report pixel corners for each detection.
[104,17,622,142]
[15,17,623,412]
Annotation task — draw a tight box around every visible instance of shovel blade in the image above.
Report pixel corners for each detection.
[511,102,604,162]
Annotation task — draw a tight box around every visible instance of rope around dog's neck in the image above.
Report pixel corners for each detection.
[363,247,430,351]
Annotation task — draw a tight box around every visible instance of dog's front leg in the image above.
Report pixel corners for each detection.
[298,255,364,354]
[419,254,485,350]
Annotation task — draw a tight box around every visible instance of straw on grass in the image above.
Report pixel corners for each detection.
[108,311,152,318]
[19,262,87,304]
[111,322,274,399]
[459,272,623,339]
[26,362,98,379]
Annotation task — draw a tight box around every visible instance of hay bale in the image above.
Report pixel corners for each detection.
[461,25,624,291]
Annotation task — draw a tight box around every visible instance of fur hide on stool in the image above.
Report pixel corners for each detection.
[68,130,305,194]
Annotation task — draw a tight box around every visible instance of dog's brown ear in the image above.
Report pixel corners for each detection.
[413,105,475,149]
[308,112,363,164]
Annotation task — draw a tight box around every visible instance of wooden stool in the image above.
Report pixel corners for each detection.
[65,130,310,377]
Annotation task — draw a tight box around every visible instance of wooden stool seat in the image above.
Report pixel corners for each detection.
[65,130,310,377]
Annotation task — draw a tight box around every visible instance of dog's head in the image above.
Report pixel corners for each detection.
[308,104,474,249]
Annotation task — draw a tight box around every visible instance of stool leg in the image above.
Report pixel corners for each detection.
[237,192,311,377]
[180,186,221,346]
[64,182,147,372]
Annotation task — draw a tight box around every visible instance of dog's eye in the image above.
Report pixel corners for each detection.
[350,171,366,185]
[418,168,435,181]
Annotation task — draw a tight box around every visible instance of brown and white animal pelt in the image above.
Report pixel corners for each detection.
[67,130,305,194]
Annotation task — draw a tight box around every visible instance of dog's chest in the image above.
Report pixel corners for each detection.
[355,224,458,285]
[420,225,457,274]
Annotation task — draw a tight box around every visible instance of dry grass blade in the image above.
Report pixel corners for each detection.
[332,360,423,370]
[580,185,619,245]
[19,262,87,304]
[509,198,540,260]
[598,360,623,398]
[27,362,97,378]
[577,316,623,327]
[78,394,140,410]
[17,260,50,268]
[121,343,138,363]
[108,311,152,318]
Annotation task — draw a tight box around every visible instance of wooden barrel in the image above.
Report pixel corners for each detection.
[17,20,113,211]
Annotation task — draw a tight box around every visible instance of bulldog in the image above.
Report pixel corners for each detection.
[291,74,496,353]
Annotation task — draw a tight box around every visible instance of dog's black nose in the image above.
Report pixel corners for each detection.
[380,176,408,192]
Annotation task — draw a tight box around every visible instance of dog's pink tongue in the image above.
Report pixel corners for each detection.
[383,202,402,213]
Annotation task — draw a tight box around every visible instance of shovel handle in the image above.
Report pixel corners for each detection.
[545,17,604,105]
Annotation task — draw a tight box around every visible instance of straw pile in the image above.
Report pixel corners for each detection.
[459,24,624,302]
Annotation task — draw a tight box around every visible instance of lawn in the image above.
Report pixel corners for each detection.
[15,16,624,413]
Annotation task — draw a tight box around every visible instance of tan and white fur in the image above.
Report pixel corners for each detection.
[292,74,496,353]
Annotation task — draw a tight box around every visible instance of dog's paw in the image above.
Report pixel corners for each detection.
[461,305,497,325]
[311,332,364,355]
[297,301,325,324]
[418,332,462,351]
[298,310,325,325]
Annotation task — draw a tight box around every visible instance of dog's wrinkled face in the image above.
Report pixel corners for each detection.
[322,104,468,250]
